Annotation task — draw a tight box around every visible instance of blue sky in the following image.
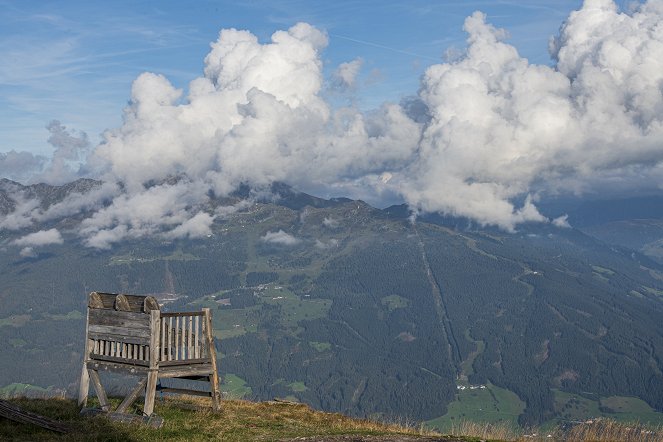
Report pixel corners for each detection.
[0,0,611,157]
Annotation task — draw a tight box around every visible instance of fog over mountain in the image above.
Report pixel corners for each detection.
[1,0,663,248]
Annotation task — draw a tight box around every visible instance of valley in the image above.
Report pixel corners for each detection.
[1,180,663,429]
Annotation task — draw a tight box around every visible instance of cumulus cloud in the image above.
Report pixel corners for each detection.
[0,150,46,183]
[13,228,64,247]
[4,1,663,243]
[164,211,215,239]
[332,58,363,90]
[19,247,37,258]
[399,2,663,229]
[261,230,300,246]
[0,121,90,185]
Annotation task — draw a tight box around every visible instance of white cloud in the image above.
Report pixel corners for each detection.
[13,228,63,247]
[322,217,339,228]
[19,247,37,258]
[164,211,215,239]
[4,1,663,241]
[552,214,571,228]
[261,230,300,246]
[332,58,363,90]
[399,2,663,229]
[0,150,46,183]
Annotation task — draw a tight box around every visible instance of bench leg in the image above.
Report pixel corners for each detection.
[78,363,90,407]
[116,377,148,414]
[88,369,111,412]
[143,371,158,416]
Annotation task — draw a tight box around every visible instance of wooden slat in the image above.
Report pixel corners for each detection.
[158,358,211,367]
[88,324,151,340]
[175,317,180,360]
[86,360,150,375]
[88,369,110,412]
[0,399,69,433]
[156,386,212,397]
[158,364,214,378]
[116,377,148,414]
[180,317,185,360]
[89,353,150,366]
[161,311,205,318]
[88,309,150,327]
[201,314,207,359]
[160,317,166,361]
[187,316,193,360]
[168,317,173,361]
[143,310,161,416]
[203,308,221,411]
[194,316,200,358]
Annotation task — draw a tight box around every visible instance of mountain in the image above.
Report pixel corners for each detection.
[1,179,663,428]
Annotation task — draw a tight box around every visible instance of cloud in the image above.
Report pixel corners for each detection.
[332,58,363,90]
[399,2,663,229]
[4,1,663,243]
[261,230,300,246]
[13,228,64,247]
[19,247,37,258]
[0,150,46,183]
[322,217,339,228]
[0,121,90,185]
[79,180,209,248]
[164,211,215,239]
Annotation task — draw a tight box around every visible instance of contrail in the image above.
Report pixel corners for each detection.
[330,33,440,62]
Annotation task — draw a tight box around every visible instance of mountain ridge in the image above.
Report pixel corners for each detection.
[1,178,663,428]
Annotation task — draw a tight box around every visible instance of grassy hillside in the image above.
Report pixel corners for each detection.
[0,397,452,442]
[2,397,662,442]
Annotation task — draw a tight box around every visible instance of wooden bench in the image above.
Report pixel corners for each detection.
[78,292,221,418]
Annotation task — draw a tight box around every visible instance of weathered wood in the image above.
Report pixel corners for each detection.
[88,369,111,412]
[87,360,149,375]
[0,399,69,433]
[88,292,105,309]
[158,364,215,378]
[81,292,222,419]
[161,311,205,318]
[114,294,131,311]
[203,308,222,411]
[143,310,161,416]
[78,304,93,407]
[156,386,212,397]
[115,377,148,414]
[89,353,150,366]
[89,309,150,326]
[194,315,200,358]
[159,358,210,367]
[88,324,151,340]
[143,296,160,312]
[80,408,163,429]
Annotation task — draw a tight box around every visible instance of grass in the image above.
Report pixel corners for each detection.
[552,390,663,427]
[427,383,525,433]
[380,295,409,312]
[309,341,332,352]
[221,374,252,399]
[3,396,663,441]
[0,397,447,442]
